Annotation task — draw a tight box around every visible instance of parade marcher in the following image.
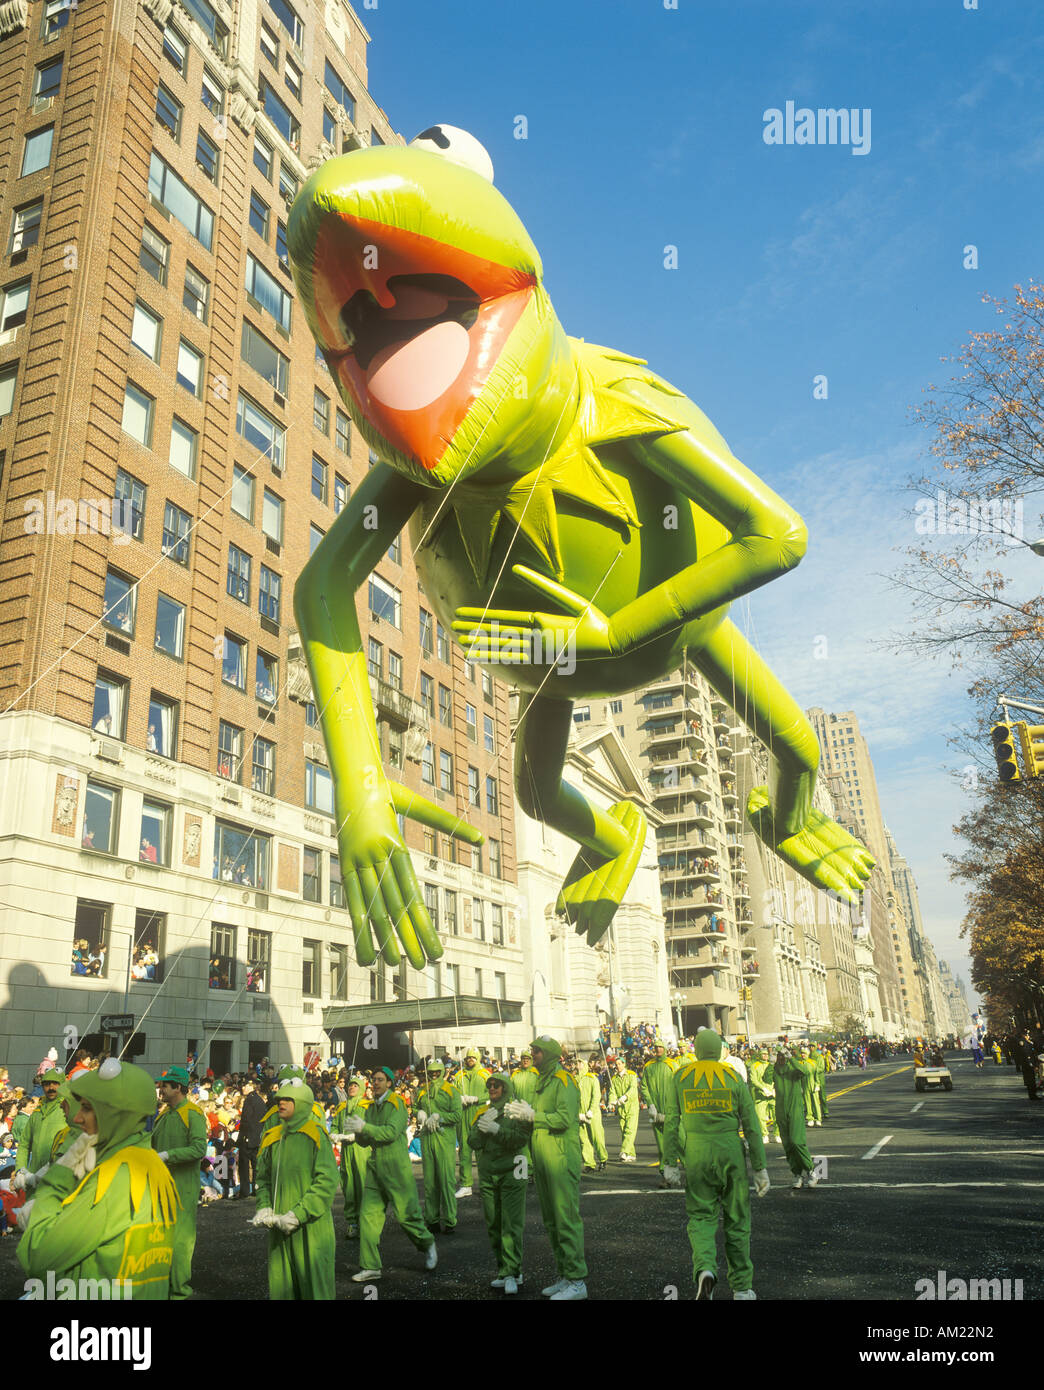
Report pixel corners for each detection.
[663,1028,769,1300]
[773,1048,817,1189]
[747,1047,778,1143]
[11,1069,66,1188]
[329,1076,370,1237]
[347,1066,437,1282]
[414,1058,461,1234]
[151,1065,208,1300]
[505,1035,587,1300]
[640,1042,674,1180]
[607,1055,639,1162]
[578,1055,608,1172]
[793,1045,821,1126]
[510,1048,539,1178]
[251,1076,338,1299]
[453,1047,490,1196]
[237,1082,267,1198]
[470,1072,531,1294]
[261,1065,327,1134]
[813,1045,829,1123]
[17,1059,178,1299]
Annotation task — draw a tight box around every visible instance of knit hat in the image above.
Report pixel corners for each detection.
[157,1065,191,1087]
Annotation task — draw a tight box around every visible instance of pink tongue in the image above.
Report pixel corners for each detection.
[367,320,470,412]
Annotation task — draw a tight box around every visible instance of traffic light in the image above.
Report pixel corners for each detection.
[991,722,1022,781]
[1017,723,1044,778]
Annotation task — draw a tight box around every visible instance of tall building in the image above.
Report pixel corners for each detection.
[0,0,521,1079]
[886,827,949,1038]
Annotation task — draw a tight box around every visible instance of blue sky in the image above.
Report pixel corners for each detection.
[366,0,1044,1004]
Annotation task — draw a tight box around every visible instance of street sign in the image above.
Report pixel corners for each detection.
[101,1014,135,1031]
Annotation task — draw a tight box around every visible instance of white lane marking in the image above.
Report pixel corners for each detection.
[861,1134,893,1160]
[581,1181,1044,1195]
[911,1102,924,1112]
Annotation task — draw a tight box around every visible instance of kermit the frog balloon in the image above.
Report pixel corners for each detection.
[288,125,874,970]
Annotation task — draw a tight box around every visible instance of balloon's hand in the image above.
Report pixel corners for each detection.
[746,788,875,903]
[452,564,616,666]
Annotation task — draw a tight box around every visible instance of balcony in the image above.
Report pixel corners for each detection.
[369,675,430,731]
[640,724,707,757]
[657,800,715,830]
[733,880,751,902]
[662,887,726,910]
[724,811,743,829]
[657,831,716,856]
[650,774,712,803]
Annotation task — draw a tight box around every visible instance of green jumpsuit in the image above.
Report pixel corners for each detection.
[664,1031,766,1292]
[15,1093,68,1173]
[794,1055,821,1125]
[416,1074,462,1231]
[529,1040,587,1282]
[151,1097,207,1300]
[331,1093,370,1234]
[356,1090,434,1272]
[18,1061,178,1299]
[469,1074,530,1280]
[578,1070,608,1168]
[640,1057,675,1170]
[773,1056,814,1179]
[747,1057,775,1140]
[608,1067,639,1159]
[813,1049,829,1121]
[453,1056,491,1187]
[510,1064,539,1175]
[255,1092,338,1299]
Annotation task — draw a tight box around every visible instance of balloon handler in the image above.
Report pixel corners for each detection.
[662,1029,769,1300]
[773,1048,818,1190]
[329,1074,370,1238]
[151,1065,208,1300]
[469,1071,531,1294]
[414,1057,462,1233]
[17,1059,178,1299]
[251,1076,338,1299]
[285,128,875,979]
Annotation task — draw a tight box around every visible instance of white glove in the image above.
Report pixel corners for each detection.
[251,1207,276,1228]
[328,1132,349,1143]
[10,1169,35,1194]
[415,1110,428,1128]
[55,1131,97,1180]
[476,1109,500,1134]
[504,1099,535,1123]
[342,1114,365,1134]
[662,1164,683,1189]
[648,1107,660,1124]
[158,1151,170,1162]
[461,1094,482,1107]
[581,1110,592,1122]
[272,1211,300,1234]
[14,1199,34,1231]
[344,1133,356,1144]
[753,1169,770,1198]
[424,1114,443,1133]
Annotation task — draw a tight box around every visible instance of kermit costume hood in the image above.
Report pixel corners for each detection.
[695,1031,724,1062]
[487,1073,515,1110]
[272,1078,317,1132]
[532,1037,565,1076]
[69,1060,158,1164]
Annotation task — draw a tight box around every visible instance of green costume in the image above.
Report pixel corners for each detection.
[608,1067,639,1159]
[747,1055,776,1140]
[640,1056,675,1170]
[261,1067,328,1135]
[773,1055,814,1180]
[813,1048,828,1121]
[416,1067,462,1231]
[453,1052,490,1187]
[18,1060,178,1299]
[287,141,875,975]
[356,1088,434,1272]
[331,1091,370,1234]
[15,1071,67,1173]
[578,1069,608,1168]
[792,1054,820,1125]
[469,1073,530,1280]
[255,1079,338,1299]
[664,1030,767,1293]
[151,1090,207,1300]
[510,1061,539,1174]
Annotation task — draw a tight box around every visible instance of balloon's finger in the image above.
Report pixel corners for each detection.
[358,863,400,965]
[511,564,588,615]
[344,871,376,967]
[393,849,442,962]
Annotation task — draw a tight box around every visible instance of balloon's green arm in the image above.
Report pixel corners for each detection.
[292,463,482,846]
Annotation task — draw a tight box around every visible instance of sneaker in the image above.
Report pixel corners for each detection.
[620,1154,636,1163]
[792,1174,805,1189]
[352,1269,381,1282]
[542,1277,570,1297]
[424,1243,438,1270]
[597,1161,608,1171]
[696,1269,716,1300]
[774,1135,783,1144]
[454,1186,472,1198]
[550,1279,588,1300]
[805,1170,819,1188]
[490,1276,507,1289]
[733,1289,757,1301]
[504,1276,519,1295]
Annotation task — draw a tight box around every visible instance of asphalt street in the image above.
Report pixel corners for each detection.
[2,1053,1039,1302]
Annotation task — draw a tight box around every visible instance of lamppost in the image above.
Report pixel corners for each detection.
[672,991,685,1042]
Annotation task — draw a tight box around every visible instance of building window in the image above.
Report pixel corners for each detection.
[33,56,63,102]
[303,848,321,903]
[161,501,191,565]
[217,720,243,781]
[491,903,504,946]
[183,263,210,322]
[162,24,188,74]
[154,594,185,659]
[465,703,477,741]
[438,684,452,727]
[439,749,453,793]
[259,565,281,623]
[284,55,302,100]
[278,164,297,202]
[330,942,348,997]
[251,734,275,794]
[195,127,219,182]
[473,898,485,942]
[102,569,136,635]
[386,534,401,565]
[309,523,325,555]
[323,58,355,120]
[148,152,214,250]
[436,622,450,663]
[276,221,289,265]
[311,454,328,503]
[489,838,502,879]
[230,463,257,525]
[180,0,228,54]
[253,132,274,180]
[245,253,291,331]
[140,224,170,285]
[213,820,269,887]
[483,714,495,753]
[241,321,289,394]
[259,19,278,66]
[420,673,434,715]
[237,392,286,471]
[201,70,223,116]
[169,417,197,479]
[302,938,320,996]
[222,634,246,689]
[262,487,284,542]
[335,409,350,454]
[176,340,203,398]
[256,650,278,704]
[155,84,182,140]
[249,190,270,239]
[419,608,434,657]
[147,694,178,758]
[421,742,435,786]
[0,363,16,418]
[322,107,337,148]
[227,544,251,603]
[9,200,43,254]
[387,725,403,770]
[133,910,165,984]
[139,799,171,866]
[92,671,127,739]
[258,76,300,150]
[113,468,146,542]
[312,387,330,434]
[269,0,304,47]
[121,382,154,447]
[486,776,498,815]
[467,766,479,806]
[367,637,382,680]
[423,883,439,932]
[0,280,30,334]
[71,901,109,979]
[209,924,236,990]
[444,889,458,936]
[330,857,345,910]
[305,759,333,814]
[246,928,270,993]
[21,126,54,177]
[368,574,401,627]
[333,474,349,514]
[82,781,119,854]
[43,0,73,35]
